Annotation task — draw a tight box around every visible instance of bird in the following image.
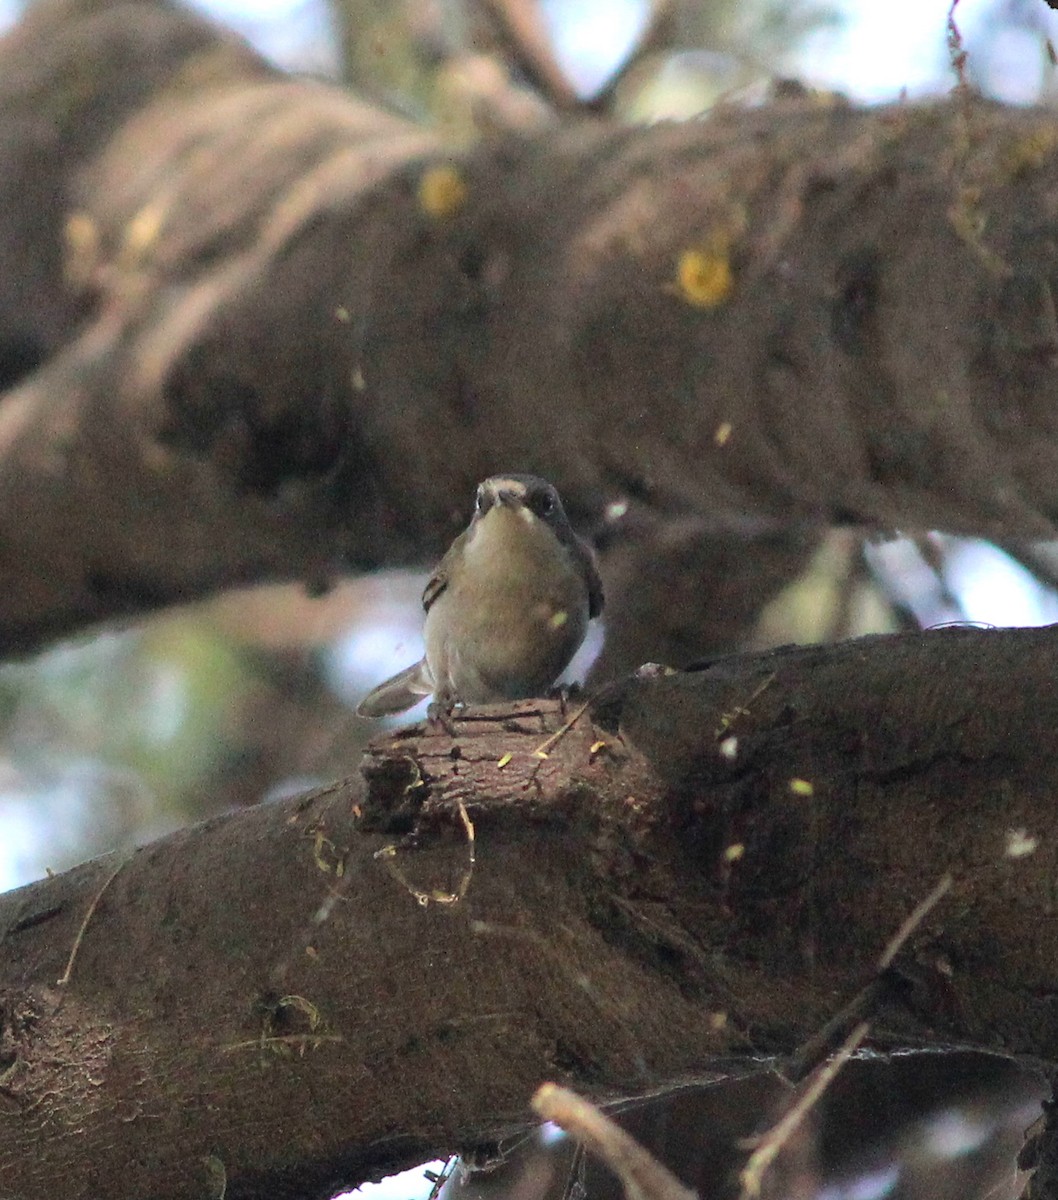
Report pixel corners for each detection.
[356,474,604,718]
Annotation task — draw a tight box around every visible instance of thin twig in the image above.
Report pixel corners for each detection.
[221,1034,344,1054]
[532,699,592,758]
[532,1083,697,1200]
[713,673,777,739]
[786,872,952,1081]
[783,978,885,1085]
[56,856,128,989]
[739,1022,870,1199]
[375,800,476,906]
[878,871,952,969]
[424,1156,457,1200]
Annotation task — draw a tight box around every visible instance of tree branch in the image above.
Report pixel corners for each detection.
[1,626,1056,1198]
[2,2,1058,659]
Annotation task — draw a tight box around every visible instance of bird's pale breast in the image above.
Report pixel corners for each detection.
[423,506,588,703]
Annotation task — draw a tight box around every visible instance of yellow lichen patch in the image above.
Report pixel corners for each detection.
[119,201,167,268]
[63,211,99,288]
[549,610,569,630]
[949,185,985,242]
[418,164,467,219]
[309,828,344,874]
[674,237,734,309]
[723,842,744,862]
[948,186,1007,276]
[788,778,814,797]
[714,420,733,446]
[1003,128,1058,176]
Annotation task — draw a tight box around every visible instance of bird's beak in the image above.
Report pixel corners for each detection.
[496,489,520,508]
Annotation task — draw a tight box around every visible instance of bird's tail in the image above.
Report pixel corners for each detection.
[355,659,433,718]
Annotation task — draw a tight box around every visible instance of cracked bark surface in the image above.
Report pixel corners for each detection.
[1,627,1056,1199]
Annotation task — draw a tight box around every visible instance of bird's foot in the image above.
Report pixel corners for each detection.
[427,692,464,736]
[548,681,583,716]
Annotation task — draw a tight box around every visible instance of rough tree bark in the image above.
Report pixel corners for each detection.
[2,0,1058,666]
[1,627,1056,1199]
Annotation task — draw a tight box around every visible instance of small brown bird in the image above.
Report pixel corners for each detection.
[356,475,603,717]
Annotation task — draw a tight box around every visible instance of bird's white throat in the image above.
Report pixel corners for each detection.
[464,504,554,574]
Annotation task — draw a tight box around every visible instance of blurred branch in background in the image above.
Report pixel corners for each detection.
[327,0,842,132]
[0,576,423,889]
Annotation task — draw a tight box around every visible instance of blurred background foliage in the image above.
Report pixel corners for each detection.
[2,0,1058,894]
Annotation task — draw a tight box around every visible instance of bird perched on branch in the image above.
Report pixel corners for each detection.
[356,474,604,718]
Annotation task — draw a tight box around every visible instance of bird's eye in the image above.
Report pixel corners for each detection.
[475,488,485,513]
[535,492,555,517]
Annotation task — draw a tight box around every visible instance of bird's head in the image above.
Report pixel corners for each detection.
[473,475,569,532]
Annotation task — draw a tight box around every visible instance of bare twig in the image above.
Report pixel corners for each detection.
[375,800,476,906]
[424,1156,458,1200]
[532,1083,697,1200]
[739,1021,870,1199]
[753,872,955,1195]
[783,977,884,1085]
[222,1034,344,1054]
[877,872,952,969]
[56,856,128,989]
[533,699,593,758]
[786,871,952,1082]
[946,0,970,95]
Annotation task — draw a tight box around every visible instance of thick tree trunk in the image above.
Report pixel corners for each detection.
[1,626,1055,1199]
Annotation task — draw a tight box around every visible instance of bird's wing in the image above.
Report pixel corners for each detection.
[422,530,466,612]
[573,537,605,619]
